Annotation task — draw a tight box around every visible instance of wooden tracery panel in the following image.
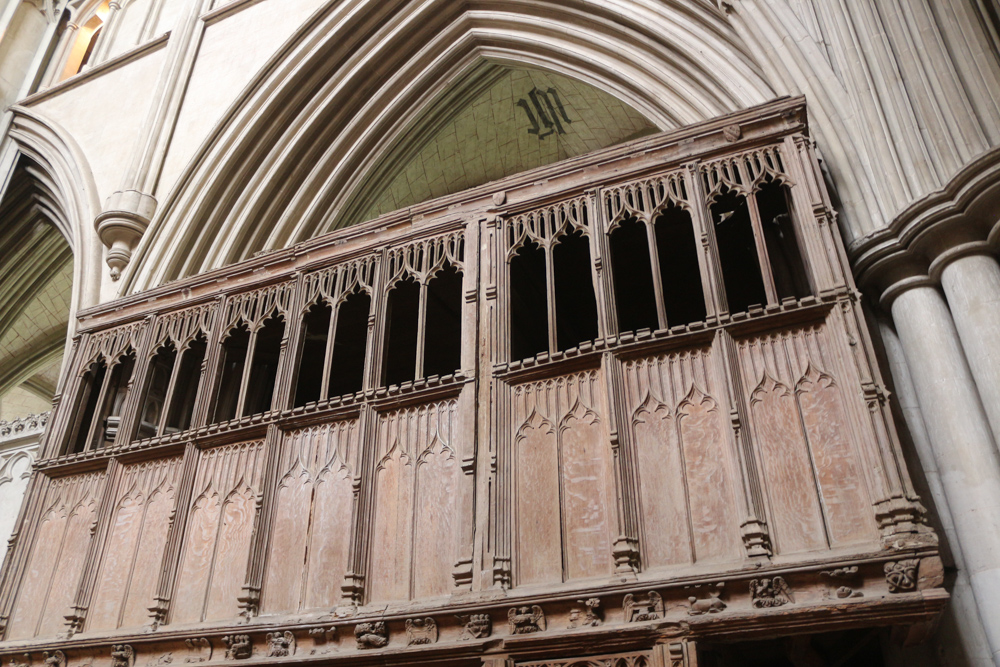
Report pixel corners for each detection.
[170,441,266,624]
[368,399,465,602]
[621,349,743,569]
[737,324,878,553]
[88,457,183,631]
[260,421,359,614]
[7,471,106,639]
[510,370,616,584]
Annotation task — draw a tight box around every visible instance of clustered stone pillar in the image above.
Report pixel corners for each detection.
[889,283,1000,663]
[939,250,1000,446]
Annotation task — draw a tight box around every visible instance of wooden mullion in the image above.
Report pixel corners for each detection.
[157,343,185,436]
[235,328,259,418]
[320,297,339,401]
[645,219,669,330]
[745,189,779,306]
[83,363,114,452]
[191,297,225,428]
[415,281,428,380]
[544,242,558,354]
[684,162,722,321]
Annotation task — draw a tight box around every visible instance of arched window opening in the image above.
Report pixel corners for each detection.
[382,276,420,386]
[60,2,109,80]
[509,240,548,361]
[755,178,811,301]
[244,316,285,416]
[213,323,250,423]
[655,205,707,326]
[78,24,102,70]
[609,217,658,334]
[328,291,371,397]
[712,187,767,314]
[165,335,207,432]
[93,351,136,449]
[423,264,463,378]
[552,229,598,351]
[294,301,332,406]
[66,359,107,454]
[136,343,177,440]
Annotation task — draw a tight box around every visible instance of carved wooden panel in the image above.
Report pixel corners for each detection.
[88,458,183,631]
[260,421,359,614]
[737,325,878,553]
[170,441,266,624]
[511,370,616,584]
[7,471,106,639]
[369,399,464,602]
[622,348,742,569]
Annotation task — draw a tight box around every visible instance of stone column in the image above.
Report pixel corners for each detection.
[940,251,1000,449]
[891,285,1000,665]
[879,319,994,665]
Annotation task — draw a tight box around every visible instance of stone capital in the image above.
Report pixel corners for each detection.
[849,145,1000,309]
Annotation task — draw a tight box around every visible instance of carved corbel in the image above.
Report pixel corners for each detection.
[95,190,157,280]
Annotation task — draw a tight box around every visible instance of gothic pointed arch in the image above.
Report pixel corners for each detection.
[125,0,775,292]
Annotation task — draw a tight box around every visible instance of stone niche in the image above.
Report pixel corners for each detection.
[0,98,944,667]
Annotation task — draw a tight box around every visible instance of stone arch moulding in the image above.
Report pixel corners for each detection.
[5,105,104,347]
[122,0,777,294]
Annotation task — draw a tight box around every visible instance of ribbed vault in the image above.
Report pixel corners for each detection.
[126,0,775,292]
[0,158,73,412]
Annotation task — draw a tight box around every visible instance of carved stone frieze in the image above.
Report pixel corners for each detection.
[9,654,30,667]
[568,598,602,628]
[42,652,65,667]
[222,635,252,660]
[749,577,793,608]
[884,559,919,593]
[508,605,545,634]
[459,614,492,639]
[355,622,388,649]
[405,618,437,645]
[265,631,295,657]
[623,592,663,622]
